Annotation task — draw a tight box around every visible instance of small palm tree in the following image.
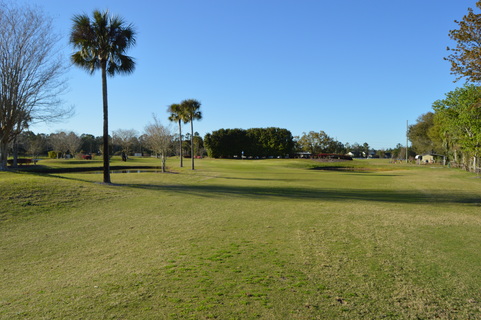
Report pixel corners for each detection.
[70,10,136,183]
[168,103,186,167]
[180,99,202,170]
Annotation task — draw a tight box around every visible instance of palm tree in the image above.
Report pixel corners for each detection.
[70,10,136,183]
[180,99,202,170]
[168,103,186,167]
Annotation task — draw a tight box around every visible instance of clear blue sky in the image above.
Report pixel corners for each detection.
[27,0,472,149]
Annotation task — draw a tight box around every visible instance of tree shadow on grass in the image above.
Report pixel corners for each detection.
[309,166,401,176]
[18,165,163,174]
[128,183,481,205]
[26,171,480,206]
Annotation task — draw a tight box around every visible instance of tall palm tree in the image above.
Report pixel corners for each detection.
[180,99,202,170]
[168,103,186,167]
[70,10,136,183]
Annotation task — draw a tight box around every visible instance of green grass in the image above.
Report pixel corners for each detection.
[1,158,481,319]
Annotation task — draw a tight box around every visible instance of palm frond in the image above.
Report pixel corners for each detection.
[70,10,136,76]
[180,99,203,122]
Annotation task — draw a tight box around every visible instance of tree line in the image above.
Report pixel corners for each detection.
[13,126,409,163]
[408,1,481,173]
[408,84,481,172]
[9,128,204,165]
[204,128,403,159]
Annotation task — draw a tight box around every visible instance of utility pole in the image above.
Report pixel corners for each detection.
[406,120,409,162]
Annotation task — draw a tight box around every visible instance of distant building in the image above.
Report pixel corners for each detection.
[416,153,446,165]
[295,152,312,158]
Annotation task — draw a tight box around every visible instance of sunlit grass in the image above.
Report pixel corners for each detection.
[1,158,481,319]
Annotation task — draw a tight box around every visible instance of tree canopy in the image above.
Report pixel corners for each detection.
[296,131,339,154]
[410,84,481,171]
[432,84,481,171]
[204,128,294,159]
[408,112,437,155]
[446,1,481,82]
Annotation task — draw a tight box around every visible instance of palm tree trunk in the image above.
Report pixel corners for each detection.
[191,119,194,170]
[101,64,111,183]
[179,119,183,167]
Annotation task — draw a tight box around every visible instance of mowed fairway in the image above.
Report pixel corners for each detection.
[1,158,481,319]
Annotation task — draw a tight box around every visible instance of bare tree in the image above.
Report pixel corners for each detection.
[25,133,46,159]
[49,132,69,158]
[144,115,172,172]
[49,131,80,158]
[112,129,138,160]
[65,132,81,157]
[0,2,71,170]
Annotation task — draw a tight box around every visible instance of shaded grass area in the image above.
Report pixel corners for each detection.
[18,165,164,174]
[1,158,481,319]
[126,183,481,205]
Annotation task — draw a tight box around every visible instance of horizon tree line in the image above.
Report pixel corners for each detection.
[9,126,409,162]
[8,128,205,160]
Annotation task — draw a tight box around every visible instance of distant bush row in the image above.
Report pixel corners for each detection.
[204,128,294,158]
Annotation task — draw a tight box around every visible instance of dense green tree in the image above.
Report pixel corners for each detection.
[408,112,437,155]
[80,134,98,154]
[204,129,249,158]
[130,136,142,154]
[246,128,294,157]
[329,140,346,154]
[180,99,202,170]
[204,128,294,159]
[350,143,362,157]
[432,84,481,171]
[70,10,136,183]
[297,131,335,154]
[362,142,370,158]
[193,133,204,157]
[445,1,481,82]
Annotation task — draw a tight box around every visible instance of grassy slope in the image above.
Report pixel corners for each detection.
[1,158,481,319]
